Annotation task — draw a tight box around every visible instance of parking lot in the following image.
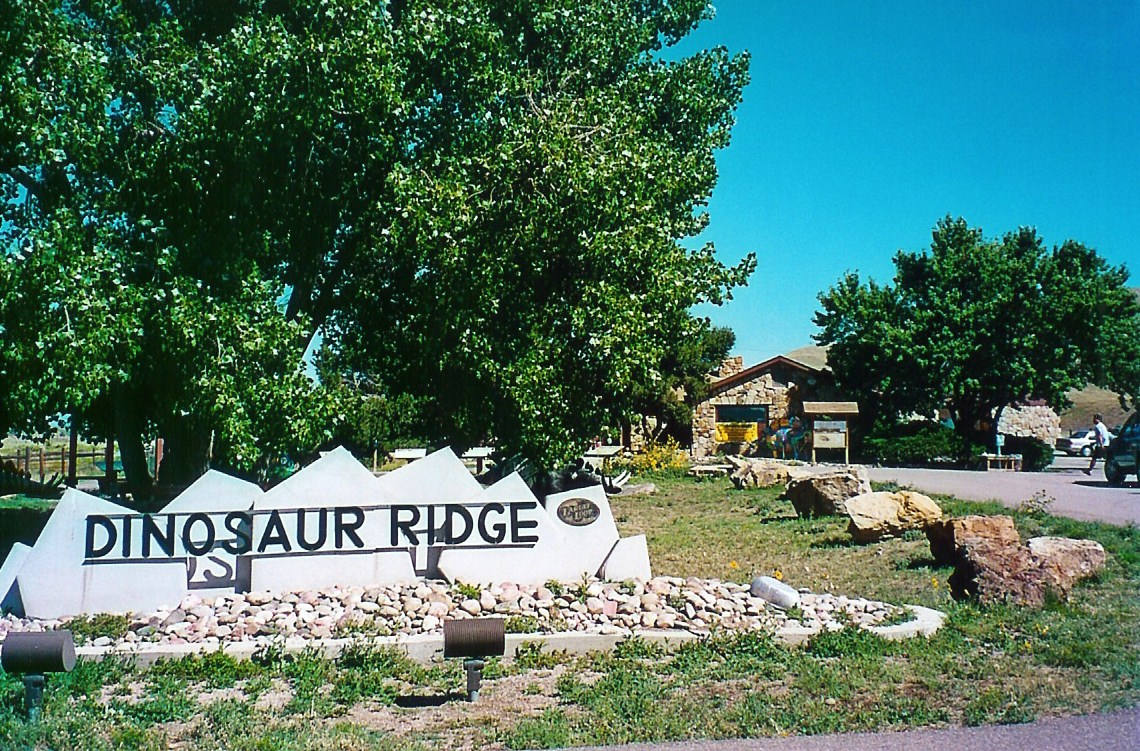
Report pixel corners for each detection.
[867,452,1140,526]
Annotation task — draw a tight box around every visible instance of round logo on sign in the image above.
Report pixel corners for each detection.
[556,497,601,527]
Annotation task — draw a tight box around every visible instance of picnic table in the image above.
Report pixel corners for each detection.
[582,445,629,494]
[460,446,494,474]
[390,448,428,462]
[981,453,1022,471]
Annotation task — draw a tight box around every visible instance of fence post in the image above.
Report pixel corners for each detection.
[38,447,44,483]
[23,447,31,478]
[104,440,115,488]
[67,427,78,487]
[154,438,163,484]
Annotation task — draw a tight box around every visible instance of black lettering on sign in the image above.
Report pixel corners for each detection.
[444,504,473,545]
[335,507,365,549]
[297,509,328,551]
[257,510,292,553]
[511,501,540,543]
[183,512,216,556]
[143,514,176,557]
[556,497,601,527]
[478,503,507,544]
[391,505,420,546]
[222,512,253,554]
[85,515,117,558]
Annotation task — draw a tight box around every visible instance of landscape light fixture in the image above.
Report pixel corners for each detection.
[442,618,506,702]
[1,630,77,722]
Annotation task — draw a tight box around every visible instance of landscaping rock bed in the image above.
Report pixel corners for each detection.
[0,577,910,647]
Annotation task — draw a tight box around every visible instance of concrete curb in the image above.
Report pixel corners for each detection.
[73,605,945,666]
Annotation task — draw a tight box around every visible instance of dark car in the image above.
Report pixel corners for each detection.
[1105,412,1139,485]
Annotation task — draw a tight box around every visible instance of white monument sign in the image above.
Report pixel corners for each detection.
[0,446,651,619]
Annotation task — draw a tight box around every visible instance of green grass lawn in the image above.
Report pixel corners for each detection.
[1,474,1137,750]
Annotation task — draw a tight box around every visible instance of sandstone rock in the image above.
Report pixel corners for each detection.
[1027,537,1107,579]
[927,515,1020,565]
[784,468,871,517]
[730,459,790,490]
[949,535,1107,607]
[846,491,942,543]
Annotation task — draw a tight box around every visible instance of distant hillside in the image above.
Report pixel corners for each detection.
[783,344,830,371]
[1061,385,1132,433]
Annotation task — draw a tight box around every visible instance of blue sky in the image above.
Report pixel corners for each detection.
[672,1,1139,363]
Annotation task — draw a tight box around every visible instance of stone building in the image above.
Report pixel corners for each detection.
[691,354,835,458]
[996,402,1061,446]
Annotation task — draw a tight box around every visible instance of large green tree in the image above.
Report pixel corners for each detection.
[815,216,1140,442]
[627,320,735,445]
[1,0,753,486]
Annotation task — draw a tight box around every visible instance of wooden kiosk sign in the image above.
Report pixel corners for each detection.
[0,447,652,620]
[803,402,859,464]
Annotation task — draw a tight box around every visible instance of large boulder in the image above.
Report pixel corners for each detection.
[846,490,942,543]
[726,458,816,490]
[783,467,871,517]
[1027,537,1107,579]
[926,514,1020,566]
[949,536,1107,606]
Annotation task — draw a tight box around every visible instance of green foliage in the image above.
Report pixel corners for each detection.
[804,625,892,659]
[2,0,753,480]
[504,615,540,634]
[962,686,1036,726]
[1002,435,1054,472]
[862,421,983,466]
[512,642,568,671]
[451,581,482,600]
[149,649,262,689]
[615,437,691,476]
[816,216,1140,444]
[628,323,736,445]
[61,613,131,643]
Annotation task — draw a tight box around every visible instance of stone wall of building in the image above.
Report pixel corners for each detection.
[712,356,744,380]
[692,373,791,458]
[997,405,1061,446]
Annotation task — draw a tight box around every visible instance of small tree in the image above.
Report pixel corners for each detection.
[815,216,1140,444]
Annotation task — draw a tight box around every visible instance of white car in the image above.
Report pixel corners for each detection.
[1056,428,1114,457]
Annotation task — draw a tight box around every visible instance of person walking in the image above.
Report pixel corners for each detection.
[1084,414,1112,475]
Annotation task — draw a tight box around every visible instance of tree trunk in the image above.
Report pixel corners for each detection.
[157,416,213,490]
[114,390,153,501]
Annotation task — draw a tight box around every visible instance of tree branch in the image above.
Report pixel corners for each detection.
[6,166,46,204]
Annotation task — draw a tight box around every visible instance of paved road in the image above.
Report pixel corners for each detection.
[867,454,1140,526]
[574,706,1140,751]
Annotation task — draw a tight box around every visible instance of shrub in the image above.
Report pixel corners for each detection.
[1001,435,1054,472]
[862,422,982,466]
[613,438,689,476]
[61,613,131,643]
